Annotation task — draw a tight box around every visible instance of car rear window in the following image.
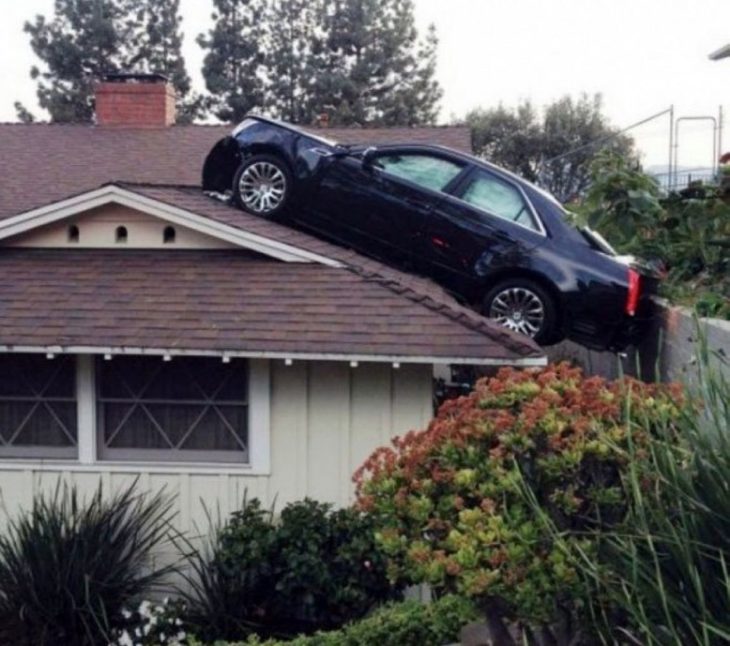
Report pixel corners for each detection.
[460,170,540,232]
[377,154,464,192]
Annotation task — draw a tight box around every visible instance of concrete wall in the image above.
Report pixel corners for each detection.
[0,360,433,536]
[546,301,730,384]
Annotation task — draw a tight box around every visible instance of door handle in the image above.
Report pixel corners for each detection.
[405,198,433,212]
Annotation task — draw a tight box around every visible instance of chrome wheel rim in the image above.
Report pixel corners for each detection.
[488,287,545,338]
[239,162,287,213]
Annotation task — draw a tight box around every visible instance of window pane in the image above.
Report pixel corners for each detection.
[377,154,463,192]
[0,355,77,458]
[97,356,249,463]
[462,172,538,231]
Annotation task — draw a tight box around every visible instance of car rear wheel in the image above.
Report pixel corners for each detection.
[233,154,291,217]
[482,278,559,345]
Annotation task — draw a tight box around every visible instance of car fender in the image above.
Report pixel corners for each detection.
[202,137,242,192]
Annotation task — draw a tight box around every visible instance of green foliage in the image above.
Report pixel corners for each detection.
[190,595,478,646]
[266,0,322,124]
[310,0,442,126]
[180,498,397,642]
[128,0,204,122]
[354,364,684,631]
[578,152,730,319]
[466,94,636,202]
[19,0,196,123]
[0,480,175,646]
[532,340,730,645]
[197,0,267,123]
[580,149,664,250]
[19,0,139,122]
[199,0,442,125]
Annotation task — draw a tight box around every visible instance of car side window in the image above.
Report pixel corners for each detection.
[375,154,463,193]
[460,170,540,232]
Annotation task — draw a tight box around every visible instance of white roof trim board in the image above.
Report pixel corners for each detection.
[0,344,548,368]
[0,185,342,267]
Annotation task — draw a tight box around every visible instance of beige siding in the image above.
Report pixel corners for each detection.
[0,360,433,535]
[6,204,235,249]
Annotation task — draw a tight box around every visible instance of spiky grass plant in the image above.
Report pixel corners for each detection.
[0,480,176,646]
[524,335,730,645]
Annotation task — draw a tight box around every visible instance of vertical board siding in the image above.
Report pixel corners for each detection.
[0,360,434,537]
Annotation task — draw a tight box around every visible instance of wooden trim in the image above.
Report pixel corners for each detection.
[0,185,341,267]
[77,355,95,464]
[248,359,271,473]
[0,345,547,367]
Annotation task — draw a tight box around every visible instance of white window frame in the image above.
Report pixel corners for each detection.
[0,354,271,475]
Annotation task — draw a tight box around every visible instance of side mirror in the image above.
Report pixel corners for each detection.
[362,147,379,170]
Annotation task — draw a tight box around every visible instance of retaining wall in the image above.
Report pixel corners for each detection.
[546,300,730,384]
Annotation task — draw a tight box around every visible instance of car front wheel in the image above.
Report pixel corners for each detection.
[482,278,559,345]
[233,154,292,217]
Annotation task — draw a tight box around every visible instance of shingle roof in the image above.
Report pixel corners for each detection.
[0,122,545,365]
[120,184,543,359]
[0,123,471,220]
[0,248,542,364]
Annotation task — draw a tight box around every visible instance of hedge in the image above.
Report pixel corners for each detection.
[191,595,478,646]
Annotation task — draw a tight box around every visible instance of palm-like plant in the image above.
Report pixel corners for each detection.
[0,480,176,645]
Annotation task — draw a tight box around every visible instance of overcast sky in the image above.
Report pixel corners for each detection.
[2,0,729,169]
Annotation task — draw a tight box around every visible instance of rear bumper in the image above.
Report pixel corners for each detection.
[566,311,655,352]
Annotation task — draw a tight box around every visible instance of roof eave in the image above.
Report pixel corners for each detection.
[0,344,547,367]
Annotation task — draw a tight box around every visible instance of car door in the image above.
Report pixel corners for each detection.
[308,147,467,268]
[414,166,547,290]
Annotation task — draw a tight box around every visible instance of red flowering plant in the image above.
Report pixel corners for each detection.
[353,363,684,630]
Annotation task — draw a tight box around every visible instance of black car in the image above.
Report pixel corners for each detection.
[203,116,658,350]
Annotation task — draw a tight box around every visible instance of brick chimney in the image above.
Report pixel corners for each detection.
[95,73,176,127]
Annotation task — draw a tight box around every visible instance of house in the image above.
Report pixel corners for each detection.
[0,76,545,533]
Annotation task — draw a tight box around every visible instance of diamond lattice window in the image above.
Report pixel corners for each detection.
[97,356,249,463]
[0,355,77,458]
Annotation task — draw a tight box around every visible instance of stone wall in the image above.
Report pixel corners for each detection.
[546,300,730,384]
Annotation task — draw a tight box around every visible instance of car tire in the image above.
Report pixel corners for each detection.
[482,278,560,345]
[232,154,292,218]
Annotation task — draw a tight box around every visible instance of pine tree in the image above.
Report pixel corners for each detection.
[266,0,323,123]
[18,0,141,122]
[197,0,267,123]
[199,0,442,126]
[17,0,199,123]
[310,0,442,125]
[128,0,204,122]
[377,23,442,126]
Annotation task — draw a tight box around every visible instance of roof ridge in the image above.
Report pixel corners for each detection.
[115,180,200,189]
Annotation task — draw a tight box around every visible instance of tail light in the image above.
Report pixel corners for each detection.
[626,268,641,316]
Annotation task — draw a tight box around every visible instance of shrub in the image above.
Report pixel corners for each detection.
[0,481,175,646]
[189,594,478,646]
[181,498,398,641]
[109,598,187,646]
[548,345,730,644]
[576,151,730,319]
[353,363,683,633]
